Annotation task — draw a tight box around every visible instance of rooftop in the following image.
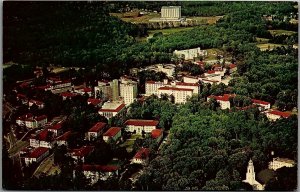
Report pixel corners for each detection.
[61,92,78,97]
[252,99,270,105]
[87,98,102,106]
[125,119,159,127]
[134,148,150,159]
[28,147,49,158]
[208,94,235,101]
[48,123,63,130]
[89,122,106,132]
[99,102,126,113]
[268,110,291,118]
[151,129,163,139]
[158,86,193,92]
[72,146,94,157]
[273,157,295,164]
[56,131,72,141]
[75,164,119,172]
[103,127,121,137]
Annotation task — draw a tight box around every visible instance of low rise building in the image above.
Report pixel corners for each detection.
[74,87,93,97]
[98,102,126,119]
[174,47,207,60]
[151,129,163,143]
[251,99,271,111]
[125,119,159,134]
[28,99,45,109]
[132,148,150,165]
[103,127,121,143]
[87,98,102,107]
[74,165,119,185]
[207,94,235,109]
[266,110,291,121]
[94,81,112,100]
[268,157,295,170]
[61,92,78,100]
[24,147,50,166]
[30,129,56,148]
[16,93,28,104]
[70,146,94,163]
[87,122,107,141]
[47,123,64,137]
[56,131,72,147]
[25,115,48,129]
[16,113,33,126]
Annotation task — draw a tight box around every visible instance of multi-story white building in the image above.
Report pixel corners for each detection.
[98,102,126,119]
[29,129,57,148]
[143,64,175,77]
[161,6,181,20]
[120,81,138,106]
[74,87,92,97]
[47,123,64,137]
[268,157,295,170]
[207,94,235,109]
[94,81,112,101]
[174,47,207,60]
[125,119,159,134]
[24,147,50,166]
[158,86,193,104]
[145,80,169,96]
[243,159,265,190]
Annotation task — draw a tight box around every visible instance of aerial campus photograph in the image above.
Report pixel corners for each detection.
[2,1,298,191]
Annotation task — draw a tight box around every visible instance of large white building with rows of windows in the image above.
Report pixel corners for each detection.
[161,6,181,20]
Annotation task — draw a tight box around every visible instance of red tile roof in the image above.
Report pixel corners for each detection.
[29,99,44,106]
[87,98,102,106]
[61,92,77,97]
[17,113,33,120]
[125,119,159,127]
[89,122,106,132]
[72,146,94,157]
[17,93,27,99]
[252,99,270,105]
[36,85,51,90]
[76,87,92,92]
[37,129,50,141]
[56,131,72,141]
[202,79,219,83]
[206,70,215,74]
[268,110,291,118]
[35,115,47,121]
[208,94,235,101]
[158,86,193,92]
[229,64,237,69]
[99,103,126,113]
[151,129,163,139]
[28,147,49,158]
[75,164,119,172]
[103,127,121,137]
[146,81,161,84]
[48,123,63,130]
[176,82,199,86]
[134,148,150,159]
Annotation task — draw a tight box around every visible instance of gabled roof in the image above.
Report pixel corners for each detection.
[48,123,63,131]
[17,93,27,99]
[75,164,119,172]
[268,110,291,118]
[28,147,49,158]
[252,99,270,105]
[206,70,215,74]
[37,129,51,141]
[134,148,150,159]
[87,98,102,106]
[61,92,78,97]
[35,115,47,121]
[76,87,92,92]
[158,86,193,92]
[151,129,163,139]
[29,99,44,105]
[229,63,237,69]
[56,131,72,141]
[103,127,121,137]
[125,119,159,127]
[176,82,199,86]
[89,122,106,132]
[72,146,94,157]
[208,94,235,102]
[17,113,33,120]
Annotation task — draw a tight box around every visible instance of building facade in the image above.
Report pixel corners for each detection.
[158,86,193,104]
[268,157,295,170]
[98,102,126,119]
[120,81,138,106]
[125,119,159,134]
[243,159,265,190]
[161,6,181,19]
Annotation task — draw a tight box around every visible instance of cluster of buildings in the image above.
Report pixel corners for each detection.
[243,157,295,190]
[173,47,208,60]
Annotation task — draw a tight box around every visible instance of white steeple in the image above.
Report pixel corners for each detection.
[246,159,255,185]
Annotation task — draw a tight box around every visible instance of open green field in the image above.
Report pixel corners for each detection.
[110,12,160,23]
[9,141,29,156]
[256,37,270,44]
[189,16,224,25]
[256,43,287,51]
[268,29,297,36]
[205,48,223,60]
[120,134,142,152]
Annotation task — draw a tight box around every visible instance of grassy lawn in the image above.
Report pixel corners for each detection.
[120,134,142,151]
[268,29,297,36]
[256,43,286,51]
[189,16,224,25]
[204,48,223,60]
[256,37,270,44]
[110,12,160,23]
[9,141,29,156]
